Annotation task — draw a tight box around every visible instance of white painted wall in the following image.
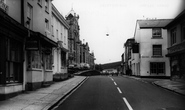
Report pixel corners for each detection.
[133,22,170,77]
[52,9,68,74]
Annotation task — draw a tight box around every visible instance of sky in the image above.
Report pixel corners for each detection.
[52,0,185,64]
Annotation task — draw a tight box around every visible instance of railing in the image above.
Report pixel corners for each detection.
[168,41,185,54]
[0,1,8,13]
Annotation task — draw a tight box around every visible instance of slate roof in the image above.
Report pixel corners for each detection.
[137,19,173,28]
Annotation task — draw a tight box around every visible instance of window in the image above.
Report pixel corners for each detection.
[45,19,49,30]
[61,33,63,41]
[38,0,42,7]
[150,62,165,74]
[153,45,162,56]
[171,28,176,45]
[182,23,185,41]
[61,51,66,67]
[51,25,54,36]
[56,29,58,39]
[27,51,41,69]
[27,3,33,29]
[45,0,49,12]
[152,28,161,38]
[6,38,23,83]
[45,53,52,70]
[64,36,66,45]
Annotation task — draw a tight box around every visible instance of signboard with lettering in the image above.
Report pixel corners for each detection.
[25,40,39,51]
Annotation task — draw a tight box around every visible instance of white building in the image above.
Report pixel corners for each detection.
[51,4,70,80]
[131,19,172,77]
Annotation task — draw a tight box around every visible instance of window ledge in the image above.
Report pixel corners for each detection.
[27,68,42,71]
[0,83,22,87]
[45,9,49,14]
[37,3,42,8]
[151,37,163,39]
[45,70,53,72]
[151,56,164,58]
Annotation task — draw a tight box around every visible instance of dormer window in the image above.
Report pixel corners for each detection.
[152,28,161,38]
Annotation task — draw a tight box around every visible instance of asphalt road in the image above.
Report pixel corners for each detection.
[54,75,185,110]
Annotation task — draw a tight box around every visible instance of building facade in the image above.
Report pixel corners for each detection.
[24,0,57,90]
[65,9,80,66]
[124,38,135,75]
[131,19,172,77]
[0,0,28,100]
[52,4,70,80]
[66,9,95,69]
[165,10,185,81]
[0,0,66,100]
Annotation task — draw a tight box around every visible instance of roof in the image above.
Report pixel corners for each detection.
[52,4,70,29]
[66,8,76,17]
[137,19,173,28]
[165,9,185,28]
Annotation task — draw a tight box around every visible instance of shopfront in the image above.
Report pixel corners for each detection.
[25,32,57,90]
[0,10,27,100]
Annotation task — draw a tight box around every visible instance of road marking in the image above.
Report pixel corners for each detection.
[117,87,122,94]
[110,77,114,81]
[114,82,117,86]
[123,97,133,110]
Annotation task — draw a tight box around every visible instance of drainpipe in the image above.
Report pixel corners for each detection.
[21,0,24,25]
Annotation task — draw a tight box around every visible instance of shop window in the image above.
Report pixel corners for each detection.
[150,62,165,74]
[45,53,53,70]
[27,51,41,69]
[6,39,23,83]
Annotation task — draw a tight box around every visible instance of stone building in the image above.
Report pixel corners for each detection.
[65,9,80,66]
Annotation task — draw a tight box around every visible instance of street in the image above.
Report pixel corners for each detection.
[53,76,185,110]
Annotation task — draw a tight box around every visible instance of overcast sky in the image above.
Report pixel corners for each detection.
[52,0,185,64]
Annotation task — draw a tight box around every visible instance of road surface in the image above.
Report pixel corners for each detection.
[54,75,185,110]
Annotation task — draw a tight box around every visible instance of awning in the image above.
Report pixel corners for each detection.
[61,47,69,52]
[28,30,57,47]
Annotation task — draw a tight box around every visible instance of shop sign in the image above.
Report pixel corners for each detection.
[141,56,149,58]
[25,40,39,50]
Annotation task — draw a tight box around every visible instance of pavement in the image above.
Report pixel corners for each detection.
[0,76,87,110]
[122,75,185,96]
